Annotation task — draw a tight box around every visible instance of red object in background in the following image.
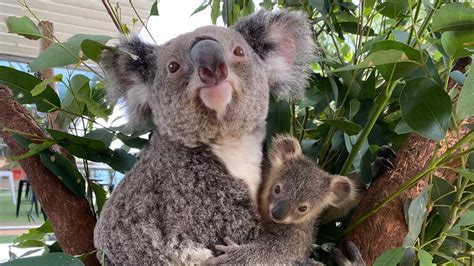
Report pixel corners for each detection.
[12,168,25,180]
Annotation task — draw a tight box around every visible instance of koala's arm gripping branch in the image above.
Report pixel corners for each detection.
[0,86,99,266]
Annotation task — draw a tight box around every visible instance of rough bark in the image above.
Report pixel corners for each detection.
[345,134,435,264]
[344,57,472,265]
[0,86,99,265]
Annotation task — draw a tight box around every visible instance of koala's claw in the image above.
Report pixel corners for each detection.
[371,145,396,178]
[215,237,239,253]
[333,241,365,266]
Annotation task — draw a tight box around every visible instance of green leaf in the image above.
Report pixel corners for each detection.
[73,75,110,118]
[454,169,474,181]
[373,247,404,266]
[191,1,210,16]
[149,0,159,16]
[116,133,148,149]
[106,149,136,173]
[5,16,42,40]
[403,186,430,246]
[8,140,56,161]
[84,129,114,147]
[400,77,451,140]
[210,0,221,25]
[449,70,466,85]
[375,0,409,19]
[333,50,417,72]
[321,119,362,135]
[39,149,86,197]
[418,250,434,266]
[369,41,426,81]
[266,95,291,139]
[31,74,63,96]
[47,129,108,161]
[431,176,455,222]
[432,3,474,32]
[441,30,474,59]
[0,66,61,112]
[30,34,112,72]
[456,60,474,119]
[2,253,83,266]
[13,240,45,248]
[80,40,114,62]
[91,182,107,214]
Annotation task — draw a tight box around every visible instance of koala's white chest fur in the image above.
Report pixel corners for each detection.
[211,131,264,202]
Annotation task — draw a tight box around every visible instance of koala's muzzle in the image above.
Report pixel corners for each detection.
[270,200,291,223]
[190,39,232,120]
[190,39,228,85]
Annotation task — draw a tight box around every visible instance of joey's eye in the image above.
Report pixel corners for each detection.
[168,62,180,73]
[233,46,244,57]
[273,185,281,194]
[298,205,308,213]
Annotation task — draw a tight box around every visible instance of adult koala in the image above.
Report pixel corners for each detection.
[94,10,315,264]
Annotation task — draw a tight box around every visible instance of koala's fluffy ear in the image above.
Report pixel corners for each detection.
[328,175,358,208]
[100,35,157,128]
[268,135,302,167]
[234,10,316,99]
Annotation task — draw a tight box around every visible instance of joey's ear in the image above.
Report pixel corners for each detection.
[234,10,316,98]
[329,175,358,208]
[100,35,157,128]
[268,135,302,166]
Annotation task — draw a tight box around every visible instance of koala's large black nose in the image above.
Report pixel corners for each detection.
[271,200,291,222]
[190,39,228,86]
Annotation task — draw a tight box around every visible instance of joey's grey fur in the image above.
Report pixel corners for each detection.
[94,10,315,264]
[206,136,362,265]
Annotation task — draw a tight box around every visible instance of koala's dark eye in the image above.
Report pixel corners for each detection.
[298,205,308,213]
[233,46,245,57]
[168,62,180,73]
[273,184,281,194]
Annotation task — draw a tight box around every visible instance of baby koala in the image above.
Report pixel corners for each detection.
[206,135,364,265]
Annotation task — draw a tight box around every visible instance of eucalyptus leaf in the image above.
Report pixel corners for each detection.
[31,74,63,96]
[81,40,114,62]
[418,249,434,266]
[400,77,451,140]
[84,129,114,147]
[39,149,86,197]
[321,119,362,135]
[432,3,474,32]
[30,34,112,72]
[0,66,60,112]
[8,140,56,161]
[375,0,409,19]
[431,176,455,222]
[5,16,42,40]
[333,50,417,72]
[1,253,83,266]
[91,182,107,214]
[373,247,404,266]
[441,30,474,60]
[456,60,474,120]
[149,0,159,16]
[403,186,430,246]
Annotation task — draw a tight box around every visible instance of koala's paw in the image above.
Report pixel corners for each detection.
[333,241,365,266]
[215,237,239,253]
[371,145,396,178]
[204,237,239,265]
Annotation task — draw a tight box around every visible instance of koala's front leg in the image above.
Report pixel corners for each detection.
[205,237,240,265]
[333,241,365,266]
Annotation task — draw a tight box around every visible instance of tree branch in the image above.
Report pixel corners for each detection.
[0,86,99,266]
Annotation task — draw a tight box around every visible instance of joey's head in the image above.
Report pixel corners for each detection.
[263,135,357,224]
[101,10,315,147]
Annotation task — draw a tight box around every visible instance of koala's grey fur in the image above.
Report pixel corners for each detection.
[206,136,360,265]
[94,10,315,264]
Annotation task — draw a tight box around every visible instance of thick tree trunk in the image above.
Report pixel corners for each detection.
[0,86,99,265]
[345,134,435,264]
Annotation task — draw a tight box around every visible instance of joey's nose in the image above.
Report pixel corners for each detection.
[190,39,228,85]
[271,200,291,222]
